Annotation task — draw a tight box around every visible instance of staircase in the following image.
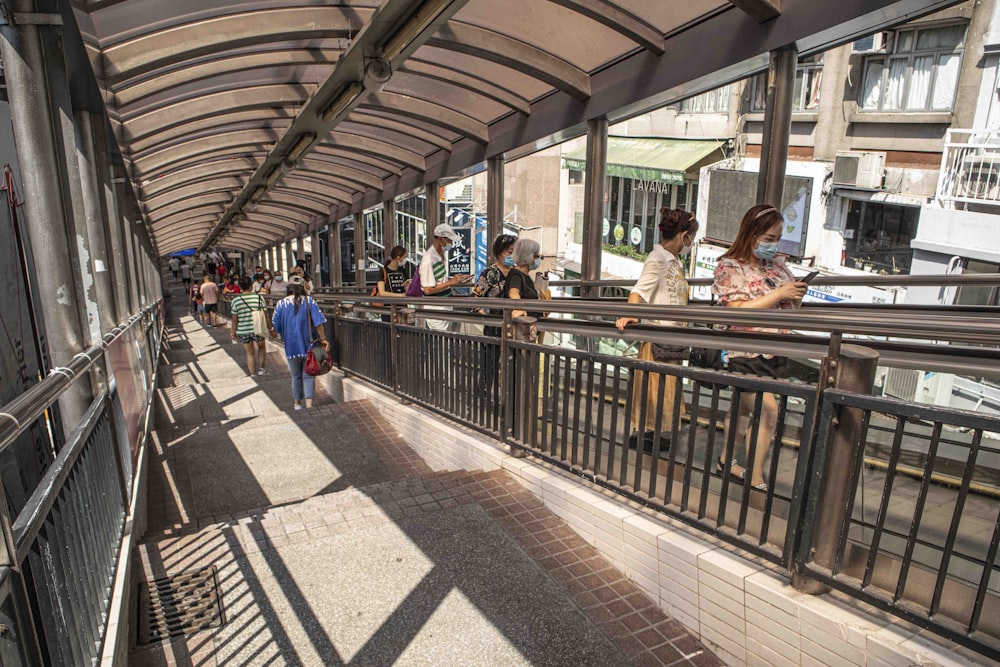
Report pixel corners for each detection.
[128,272,721,666]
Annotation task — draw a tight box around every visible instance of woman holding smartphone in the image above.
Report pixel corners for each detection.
[711,204,807,491]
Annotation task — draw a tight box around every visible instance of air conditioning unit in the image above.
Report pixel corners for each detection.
[833,151,886,189]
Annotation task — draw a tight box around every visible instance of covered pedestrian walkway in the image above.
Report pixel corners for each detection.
[0,0,997,665]
[132,273,720,666]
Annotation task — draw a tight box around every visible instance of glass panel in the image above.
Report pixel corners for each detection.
[690,183,698,217]
[932,53,961,110]
[806,67,822,109]
[896,30,914,52]
[620,178,632,236]
[906,55,934,110]
[883,57,908,110]
[853,35,876,52]
[916,24,965,51]
[676,182,688,212]
[861,59,884,110]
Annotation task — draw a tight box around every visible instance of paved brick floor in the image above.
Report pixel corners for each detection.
[134,284,722,666]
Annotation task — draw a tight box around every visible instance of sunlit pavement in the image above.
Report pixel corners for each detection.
[130,272,722,666]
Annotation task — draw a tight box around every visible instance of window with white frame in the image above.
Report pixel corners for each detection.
[678,84,732,113]
[749,55,823,112]
[859,23,966,112]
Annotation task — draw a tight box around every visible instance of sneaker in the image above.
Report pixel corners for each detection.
[257,368,265,376]
[293,404,302,411]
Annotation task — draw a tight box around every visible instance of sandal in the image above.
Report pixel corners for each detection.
[716,458,744,481]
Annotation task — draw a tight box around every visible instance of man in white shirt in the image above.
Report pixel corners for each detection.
[168,257,180,281]
[418,223,470,330]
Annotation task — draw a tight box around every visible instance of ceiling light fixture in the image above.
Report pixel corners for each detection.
[321,83,363,123]
[381,0,451,61]
[250,186,266,203]
[287,132,317,161]
[265,166,282,187]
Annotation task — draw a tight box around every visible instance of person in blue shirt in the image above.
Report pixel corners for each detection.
[271,278,329,410]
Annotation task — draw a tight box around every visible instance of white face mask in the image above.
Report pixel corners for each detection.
[680,235,693,256]
[274,275,283,282]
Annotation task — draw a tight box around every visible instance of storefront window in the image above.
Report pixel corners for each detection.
[842,200,919,274]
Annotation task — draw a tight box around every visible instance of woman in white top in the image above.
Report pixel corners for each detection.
[615,208,699,446]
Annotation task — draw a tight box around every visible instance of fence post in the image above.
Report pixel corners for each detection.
[507,316,536,458]
[793,343,879,593]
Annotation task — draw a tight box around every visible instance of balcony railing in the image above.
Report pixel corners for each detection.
[936,129,1000,207]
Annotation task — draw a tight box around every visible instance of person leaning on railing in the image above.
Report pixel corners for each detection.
[615,208,699,449]
[711,204,807,492]
[504,237,544,339]
[474,233,518,406]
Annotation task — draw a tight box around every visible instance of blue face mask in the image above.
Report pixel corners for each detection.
[530,258,542,271]
[502,255,515,268]
[753,241,779,260]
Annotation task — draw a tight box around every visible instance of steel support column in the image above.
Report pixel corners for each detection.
[383,198,397,261]
[756,43,797,207]
[580,117,608,300]
[354,212,366,286]
[311,228,321,279]
[487,155,504,251]
[425,181,440,232]
[285,240,294,274]
[331,223,343,286]
[77,110,119,335]
[0,5,94,429]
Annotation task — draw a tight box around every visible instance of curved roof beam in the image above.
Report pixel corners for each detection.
[255,193,329,219]
[220,232,273,249]
[728,0,782,23]
[134,129,280,176]
[293,160,382,192]
[201,0,473,251]
[310,147,403,178]
[151,193,231,221]
[358,91,488,144]
[322,132,425,173]
[274,180,353,208]
[154,206,228,231]
[399,59,531,115]
[122,84,305,143]
[101,7,363,83]
[346,111,455,152]
[153,218,217,238]
[546,0,665,55]
[131,112,293,156]
[113,48,342,108]
[157,226,217,249]
[249,201,312,225]
[141,157,263,199]
[426,23,591,100]
[142,176,246,210]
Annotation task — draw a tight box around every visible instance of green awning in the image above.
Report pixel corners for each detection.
[561,137,723,185]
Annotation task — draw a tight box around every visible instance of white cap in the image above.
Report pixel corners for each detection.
[433,223,460,243]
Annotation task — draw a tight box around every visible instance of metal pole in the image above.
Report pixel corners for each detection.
[284,239,293,274]
[76,110,119,338]
[311,228,321,280]
[487,154,504,248]
[756,44,797,207]
[383,198,397,263]
[792,343,879,593]
[425,180,440,232]
[0,7,94,430]
[354,212,366,286]
[108,162,135,317]
[331,222,343,286]
[581,117,608,300]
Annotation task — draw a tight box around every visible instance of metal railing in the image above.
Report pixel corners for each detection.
[0,301,163,665]
[321,293,1000,660]
[936,128,1000,207]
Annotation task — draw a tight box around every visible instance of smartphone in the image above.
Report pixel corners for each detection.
[801,270,820,283]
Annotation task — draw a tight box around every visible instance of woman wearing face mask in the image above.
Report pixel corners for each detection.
[376,246,412,297]
[503,238,543,324]
[270,270,287,298]
[473,234,518,424]
[711,203,807,492]
[616,208,699,452]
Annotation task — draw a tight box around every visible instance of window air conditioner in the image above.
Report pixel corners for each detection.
[833,151,886,189]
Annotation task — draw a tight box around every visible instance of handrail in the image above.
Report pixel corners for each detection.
[0,301,161,455]
[549,274,1000,288]
[309,294,1000,346]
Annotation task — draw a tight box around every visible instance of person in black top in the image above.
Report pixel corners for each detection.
[376,245,412,296]
[503,237,543,321]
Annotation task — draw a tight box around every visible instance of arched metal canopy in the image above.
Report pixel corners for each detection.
[70,0,961,256]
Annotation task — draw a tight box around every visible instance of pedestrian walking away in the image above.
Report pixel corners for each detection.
[199,274,221,327]
[180,260,192,289]
[271,277,329,411]
[168,256,180,281]
[231,275,275,376]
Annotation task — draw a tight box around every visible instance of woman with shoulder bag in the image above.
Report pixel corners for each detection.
[230,275,276,377]
[616,208,699,451]
[271,278,329,411]
[711,204,807,491]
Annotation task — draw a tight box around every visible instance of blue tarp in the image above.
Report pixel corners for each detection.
[169,248,196,256]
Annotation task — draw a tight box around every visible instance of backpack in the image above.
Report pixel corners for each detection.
[405,269,423,297]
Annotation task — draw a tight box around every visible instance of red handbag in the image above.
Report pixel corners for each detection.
[304,299,332,376]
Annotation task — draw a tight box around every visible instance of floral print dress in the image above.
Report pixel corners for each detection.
[711,257,798,359]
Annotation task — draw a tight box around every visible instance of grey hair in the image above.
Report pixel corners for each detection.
[510,238,540,266]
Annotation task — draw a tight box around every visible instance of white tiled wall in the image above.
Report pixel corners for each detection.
[330,373,988,667]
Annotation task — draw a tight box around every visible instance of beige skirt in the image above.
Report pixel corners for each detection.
[632,341,685,432]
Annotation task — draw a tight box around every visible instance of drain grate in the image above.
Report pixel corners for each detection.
[137,566,224,644]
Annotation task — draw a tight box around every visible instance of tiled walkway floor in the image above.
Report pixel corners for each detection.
[132,274,722,666]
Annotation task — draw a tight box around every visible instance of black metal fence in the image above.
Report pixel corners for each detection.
[326,295,1000,660]
[0,302,162,665]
